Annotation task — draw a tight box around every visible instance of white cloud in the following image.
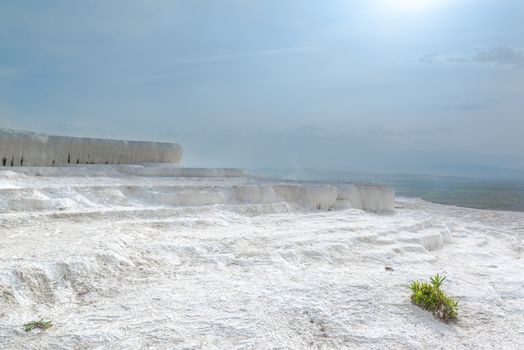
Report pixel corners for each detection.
[471,45,524,68]
[419,45,524,69]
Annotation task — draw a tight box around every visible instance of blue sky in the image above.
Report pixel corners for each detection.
[1,0,523,177]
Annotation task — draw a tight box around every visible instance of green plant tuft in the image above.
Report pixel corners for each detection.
[23,318,53,332]
[410,274,458,321]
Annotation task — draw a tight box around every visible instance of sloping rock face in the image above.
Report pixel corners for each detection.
[0,128,182,166]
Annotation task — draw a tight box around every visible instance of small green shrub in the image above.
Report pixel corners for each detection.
[23,318,53,332]
[410,274,458,321]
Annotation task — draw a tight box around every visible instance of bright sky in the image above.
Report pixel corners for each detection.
[1,0,523,177]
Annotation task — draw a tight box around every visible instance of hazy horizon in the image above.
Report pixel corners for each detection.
[1,1,523,178]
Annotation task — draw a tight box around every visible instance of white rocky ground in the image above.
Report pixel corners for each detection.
[0,166,523,349]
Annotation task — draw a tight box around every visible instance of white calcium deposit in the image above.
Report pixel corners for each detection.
[0,166,522,349]
[0,128,183,166]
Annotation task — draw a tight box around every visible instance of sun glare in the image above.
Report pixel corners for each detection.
[383,0,446,13]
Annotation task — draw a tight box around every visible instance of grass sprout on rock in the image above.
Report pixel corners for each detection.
[410,274,458,321]
[23,318,53,332]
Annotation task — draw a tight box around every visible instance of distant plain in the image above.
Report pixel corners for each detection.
[253,169,524,212]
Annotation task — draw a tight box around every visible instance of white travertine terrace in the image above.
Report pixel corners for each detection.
[1,164,522,349]
[0,128,394,212]
[2,136,522,350]
[0,128,182,166]
[0,164,395,212]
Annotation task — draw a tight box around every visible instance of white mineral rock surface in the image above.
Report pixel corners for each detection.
[0,128,183,166]
[0,166,522,349]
